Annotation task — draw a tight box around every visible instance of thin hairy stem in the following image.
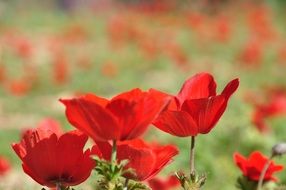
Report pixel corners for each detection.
[190,136,196,174]
[257,154,275,190]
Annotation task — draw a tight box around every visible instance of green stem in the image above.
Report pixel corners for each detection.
[190,136,196,174]
[111,140,117,172]
[257,154,275,190]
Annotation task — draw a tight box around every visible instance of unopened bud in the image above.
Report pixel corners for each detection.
[272,143,286,156]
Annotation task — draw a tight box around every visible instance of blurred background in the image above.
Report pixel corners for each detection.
[1,0,286,189]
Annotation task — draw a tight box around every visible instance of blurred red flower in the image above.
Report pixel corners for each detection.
[6,77,32,96]
[153,72,239,137]
[251,89,286,133]
[234,151,283,182]
[148,175,180,190]
[93,139,178,181]
[12,36,34,60]
[248,6,277,42]
[214,16,231,43]
[0,156,10,176]
[238,40,263,66]
[52,52,70,85]
[165,42,189,70]
[61,88,169,142]
[101,61,118,78]
[0,64,6,84]
[12,118,94,188]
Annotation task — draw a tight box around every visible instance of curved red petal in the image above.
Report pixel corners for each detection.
[107,91,168,140]
[60,98,120,141]
[111,88,144,101]
[117,140,156,181]
[181,95,226,134]
[221,78,239,100]
[56,130,90,180]
[147,145,179,180]
[149,88,177,110]
[233,152,248,175]
[82,93,109,107]
[153,110,198,137]
[22,163,50,187]
[94,141,112,161]
[176,73,217,106]
[62,149,95,186]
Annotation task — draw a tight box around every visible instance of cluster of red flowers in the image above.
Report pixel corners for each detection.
[0,24,92,96]
[11,72,240,189]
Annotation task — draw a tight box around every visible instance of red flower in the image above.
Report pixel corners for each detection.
[0,156,10,176]
[52,52,69,85]
[12,119,94,188]
[0,65,6,84]
[214,16,231,43]
[6,77,32,96]
[238,40,263,66]
[60,88,169,142]
[147,175,180,190]
[251,89,286,133]
[234,151,284,182]
[93,139,178,181]
[153,72,239,137]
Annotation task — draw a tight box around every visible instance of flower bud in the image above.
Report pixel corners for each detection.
[272,143,286,156]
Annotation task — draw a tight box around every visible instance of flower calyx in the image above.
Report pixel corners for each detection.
[176,171,206,190]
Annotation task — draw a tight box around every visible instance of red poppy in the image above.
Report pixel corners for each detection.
[214,16,231,43]
[93,139,178,181]
[238,40,263,66]
[6,77,32,96]
[60,88,169,142]
[234,151,284,182]
[12,119,95,188]
[0,156,10,176]
[251,88,286,133]
[52,52,69,85]
[165,42,189,70]
[147,175,180,190]
[247,6,277,42]
[153,72,239,137]
[12,36,34,60]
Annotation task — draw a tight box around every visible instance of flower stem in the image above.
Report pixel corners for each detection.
[56,183,62,190]
[111,140,117,173]
[256,154,275,190]
[190,136,196,174]
[123,178,129,190]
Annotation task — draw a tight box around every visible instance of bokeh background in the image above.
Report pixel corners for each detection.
[1,0,286,189]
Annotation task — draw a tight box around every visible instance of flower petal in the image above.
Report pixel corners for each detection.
[176,73,217,106]
[181,95,226,134]
[107,91,167,140]
[221,78,239,100]
[153,111,198,137]
[60,98,120,141]
[117,140,156,181]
